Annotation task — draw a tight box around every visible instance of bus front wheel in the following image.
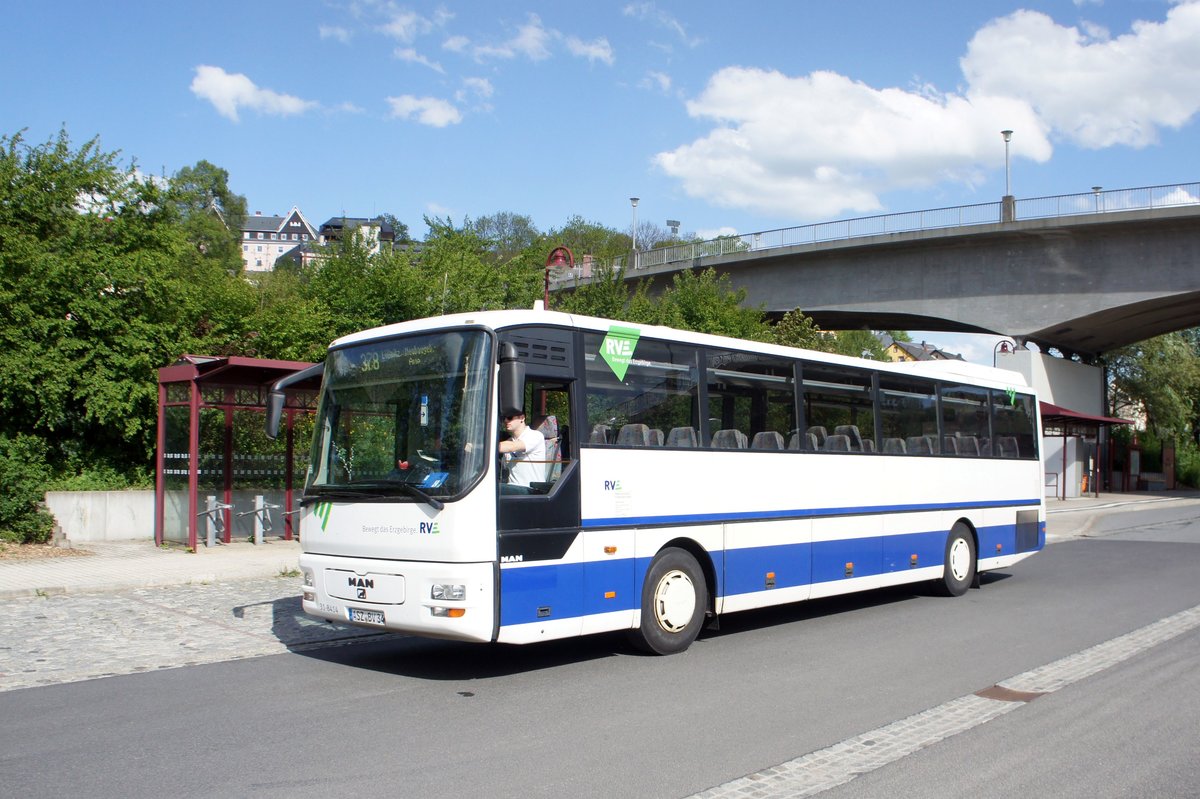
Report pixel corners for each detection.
[937,524,976,597]
[629,548,707,655]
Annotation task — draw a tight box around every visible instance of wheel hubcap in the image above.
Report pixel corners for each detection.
[653,569,697,633]
[949,537,971,582]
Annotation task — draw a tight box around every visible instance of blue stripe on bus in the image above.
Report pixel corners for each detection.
[498,520,1044,626]
[580,498,1041,530]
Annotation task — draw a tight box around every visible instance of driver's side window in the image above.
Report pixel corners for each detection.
[500,380,572,494]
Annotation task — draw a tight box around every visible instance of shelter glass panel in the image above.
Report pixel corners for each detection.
[161,405,191,544]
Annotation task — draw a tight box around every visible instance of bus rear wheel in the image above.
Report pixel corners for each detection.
[629,548,707,655]
[937,523,976,597]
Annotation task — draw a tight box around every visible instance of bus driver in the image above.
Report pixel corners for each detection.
[498,411,546,490]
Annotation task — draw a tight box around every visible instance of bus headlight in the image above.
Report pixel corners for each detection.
[431,584,466,601]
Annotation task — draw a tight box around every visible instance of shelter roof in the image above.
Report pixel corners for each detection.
[1039,401,1132,426]
[158,355,320,389]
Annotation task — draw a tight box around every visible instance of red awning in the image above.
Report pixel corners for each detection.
[1039,401,1132,426]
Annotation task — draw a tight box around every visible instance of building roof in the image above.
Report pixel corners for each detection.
[319,216,396,237]
[879,334,963,361]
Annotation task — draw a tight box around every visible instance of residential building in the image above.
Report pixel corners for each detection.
[239,206,319,272]
[878,334,963,362]
[317,216,397,255]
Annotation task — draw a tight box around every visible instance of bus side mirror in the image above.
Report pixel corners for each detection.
[265,391,286,439]
[498,342,525,417]
[265,362,325,440]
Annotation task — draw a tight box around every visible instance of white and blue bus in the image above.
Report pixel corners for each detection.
[267,308,1044,654]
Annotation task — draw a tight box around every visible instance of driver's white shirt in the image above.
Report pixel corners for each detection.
[507,427,546,487]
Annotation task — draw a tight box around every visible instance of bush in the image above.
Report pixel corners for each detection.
[0,434,56,544]
[1176,444,1200,489]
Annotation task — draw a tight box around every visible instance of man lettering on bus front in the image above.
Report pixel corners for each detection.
[499,411,545,491]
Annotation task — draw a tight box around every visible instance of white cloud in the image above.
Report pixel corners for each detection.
[695,225,739,240]
[190,65,317,123]
[656,66,1047,219]
[473,13,552,61]
[394,47,444,73]
[656,3,1200,220]
[319,25,351,44]
[622,2,703,48]
[962,5,1200,148]
[565,35,615,65]
[379,10,432,43]
[641,70,672,92]
[443,34,470,53]
[387,95,463,127]
[455,77,494,111]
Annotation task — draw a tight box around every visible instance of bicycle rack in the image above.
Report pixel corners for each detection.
[197,496,233,548]
[235,495,282,545]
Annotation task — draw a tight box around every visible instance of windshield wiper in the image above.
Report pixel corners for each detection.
[392,481,445,511]
[301,481,444,511]
[299,489,391,506]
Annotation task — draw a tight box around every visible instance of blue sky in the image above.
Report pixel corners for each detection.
[4,1,1199,361]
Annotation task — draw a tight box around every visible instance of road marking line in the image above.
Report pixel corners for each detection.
[687,603,1200,799]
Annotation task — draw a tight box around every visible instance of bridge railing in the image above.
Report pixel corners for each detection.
[550,181,1200,285]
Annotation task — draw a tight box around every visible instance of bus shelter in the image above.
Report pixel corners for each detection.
[156,355,320,550]
[1040,401,1132,500]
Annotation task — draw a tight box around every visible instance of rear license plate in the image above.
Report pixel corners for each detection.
[348,608,385,625]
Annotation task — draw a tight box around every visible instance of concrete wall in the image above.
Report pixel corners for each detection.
[44,490,155,542]
[998,350,1104,414]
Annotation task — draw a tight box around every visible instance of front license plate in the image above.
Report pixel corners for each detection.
[348,607,385,625]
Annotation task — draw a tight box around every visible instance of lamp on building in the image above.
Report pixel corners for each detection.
[544,246,574,309]
[993,338,1015,367]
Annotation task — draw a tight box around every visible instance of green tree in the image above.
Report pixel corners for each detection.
[650,269,772,340]
[469,211,541,265]
[1106,332,1200,438]
[773,308,827,350]
[0,129,257,524]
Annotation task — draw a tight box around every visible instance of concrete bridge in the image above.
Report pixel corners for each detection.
[559,183,1200,358]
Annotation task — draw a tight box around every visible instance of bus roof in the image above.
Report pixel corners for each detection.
[330,307,1030,391]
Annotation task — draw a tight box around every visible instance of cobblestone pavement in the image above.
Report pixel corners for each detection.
[0,576,399,693]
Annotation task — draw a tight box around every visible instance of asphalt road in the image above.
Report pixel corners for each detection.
[3,502,1199,799]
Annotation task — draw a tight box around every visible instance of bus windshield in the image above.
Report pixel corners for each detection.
[305,330,492,502]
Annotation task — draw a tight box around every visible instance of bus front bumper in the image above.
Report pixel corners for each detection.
[298,552,496,643]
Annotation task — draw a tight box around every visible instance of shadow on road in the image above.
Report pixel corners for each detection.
[272,572,1013,680]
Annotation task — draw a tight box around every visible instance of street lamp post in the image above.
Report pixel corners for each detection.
[630,197,639,250]
[1092,186,1103,212]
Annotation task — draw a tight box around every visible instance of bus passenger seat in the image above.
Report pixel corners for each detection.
[711,429,748,449]
[997,437,1019,457]
[957,436,980,456]
[617,423,651,447]
[666,427,698,447]
[806,426,828,448]
[750,431,785,450]
[648,428,664,446]
[942,436,959,455]
[589,424,612,444]
[883,437,907,454]
[905,436,931,455]
[823,434,850,452]
[835,425,863,451]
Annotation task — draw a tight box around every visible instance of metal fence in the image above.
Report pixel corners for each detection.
[551,181,1200,284]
